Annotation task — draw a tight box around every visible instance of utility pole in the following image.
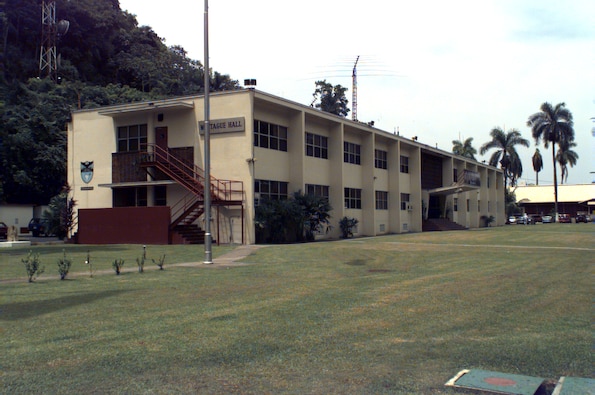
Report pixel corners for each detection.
[203,0,213,264]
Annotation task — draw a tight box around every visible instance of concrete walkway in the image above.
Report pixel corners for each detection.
[177,244,266,268]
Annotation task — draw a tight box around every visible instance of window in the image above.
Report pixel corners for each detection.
[466,199,470,212]
[344,188,362,209]
[375,149,387,169]
[376,191,388,210]
[344,141,361,165]
[113,187,147,207]
[453,198,458,212]
[478,200,481,212]
[487,176,490,188]
[306,184,330,200]
[155,186,167,206]
[117,124,147,152]
[453,168,458,183]
[254,179,288,206]
[305,132,328,159]
[400,155,409,173]
[254,120,288,152]
[400,193,410,211]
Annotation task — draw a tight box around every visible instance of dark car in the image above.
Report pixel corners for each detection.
[530,214,542,223]
[575,214,589,223]
[28,218,51,237]
[0,221,7,239]
[558,214,571,223]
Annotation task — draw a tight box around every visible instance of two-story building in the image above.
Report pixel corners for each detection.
[67,89,505,244]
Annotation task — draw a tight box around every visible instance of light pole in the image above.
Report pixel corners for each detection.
[203,0,212,264]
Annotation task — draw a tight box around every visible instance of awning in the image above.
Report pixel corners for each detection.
[98,101,194,116]
[428,184,480,196]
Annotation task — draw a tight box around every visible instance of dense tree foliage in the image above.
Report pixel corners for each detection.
[480,127,529,189]
[451,137,477,160]
[312,80,350,117]
[1,0,240,204]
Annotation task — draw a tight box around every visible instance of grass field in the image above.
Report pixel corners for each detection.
[1,224,593,394]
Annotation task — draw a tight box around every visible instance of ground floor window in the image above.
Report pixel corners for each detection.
[155,186,167,206]
[400,193,410,211]
[255,179,288,206]
[344,188,362,209]
[376,191,388,210]
[113,187,147,207]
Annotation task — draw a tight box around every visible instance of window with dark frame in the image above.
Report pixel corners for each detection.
[305,132,328,159]
[375,149,388,169]
[400,193,410,211]
[154,186,167,206]
[343,141,361,165]
[305,184,330,200]
[344,188,362,209]
[117,124,147,152]
[254,179,289,206]
[454,198,458,212]
[254,120,288,152]
[400,155,409,173]
[375,191,388,210]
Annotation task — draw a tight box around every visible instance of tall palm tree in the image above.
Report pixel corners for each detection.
[480,127,529,189]
[532,148,543,185]
[556,140,578,184]
[452,137,477,160]
[527,102,574,219]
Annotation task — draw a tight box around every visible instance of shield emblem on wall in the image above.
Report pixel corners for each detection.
[81,161,94,184]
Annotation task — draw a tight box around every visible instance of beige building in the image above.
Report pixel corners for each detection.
[67,89,505,244]
[514,184,595,218]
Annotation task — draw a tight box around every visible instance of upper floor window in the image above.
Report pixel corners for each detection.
[117,124,147,152]
[344,141,361,165]
[305,132,328,159]
[375,191,388,210]
[453,168,458,183]
[306,184,330,200]
[400,155,409,173]
[254,120,288,152]
[375,149,388,169]
[344,188,362,209]
[254,179,288,206]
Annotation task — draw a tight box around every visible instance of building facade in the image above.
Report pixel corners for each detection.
[67,89,505,244]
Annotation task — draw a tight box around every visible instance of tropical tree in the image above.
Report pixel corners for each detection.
[556,140,578,184]
[312,80,350,117]
[480,127,529,189]
[532,148,543,185]
[527,102,575,219]
[452,137,477,160]
[292,191,333,241]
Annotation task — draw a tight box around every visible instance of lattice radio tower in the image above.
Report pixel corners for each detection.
[352,56,359,121]
[39,0,57,81]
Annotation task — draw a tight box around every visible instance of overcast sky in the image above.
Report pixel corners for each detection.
[119,0,594,185]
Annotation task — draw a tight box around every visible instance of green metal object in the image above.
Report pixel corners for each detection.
[445,369,545,395]
[552,376,595,395]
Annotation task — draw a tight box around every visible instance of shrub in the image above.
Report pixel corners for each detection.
[22,251,44,283]
[152,254,166,270]
[112,259,125,275]
[136,256,145,273]
[339,216,359,239]
[57,250,72,280]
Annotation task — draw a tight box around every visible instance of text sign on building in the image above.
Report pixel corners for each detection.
[199,117,245,135]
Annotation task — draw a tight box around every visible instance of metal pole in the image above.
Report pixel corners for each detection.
[203,0,212,264]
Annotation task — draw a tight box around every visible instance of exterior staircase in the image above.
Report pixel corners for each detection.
[422,218,467,232]
[140,143,243,244]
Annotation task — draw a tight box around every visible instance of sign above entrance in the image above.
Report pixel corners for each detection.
[199,117,245,135]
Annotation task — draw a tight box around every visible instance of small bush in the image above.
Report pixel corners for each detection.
[339,216,359,239]
[22,251,44,283]
[136,256,145,273]
[112,259,125,275]
[57,250,72,280]
[152,254,166,270]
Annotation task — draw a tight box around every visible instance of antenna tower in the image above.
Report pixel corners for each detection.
[352,56,359,121]
[39,0,57,81]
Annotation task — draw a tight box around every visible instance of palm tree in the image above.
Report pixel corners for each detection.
[452,137,477,160]
[532,148,543,185]
[480,127,529,189]
[527,102,574,219]
[556,140,578,184]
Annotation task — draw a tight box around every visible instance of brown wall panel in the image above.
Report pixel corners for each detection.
[78,207,170,244]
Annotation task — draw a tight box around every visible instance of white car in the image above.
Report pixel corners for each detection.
[542,215,553,223]
[508,216,517,224]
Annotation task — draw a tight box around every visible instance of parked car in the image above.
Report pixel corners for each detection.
[575,214,589,223]
[542,215,553,223]
[28,218,51,237]
[530,214,542,223]
[507,216,517,224]
[558,214,571,223]
[0,221,7,239]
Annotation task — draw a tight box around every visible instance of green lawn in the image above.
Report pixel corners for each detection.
[1,224,593,394]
